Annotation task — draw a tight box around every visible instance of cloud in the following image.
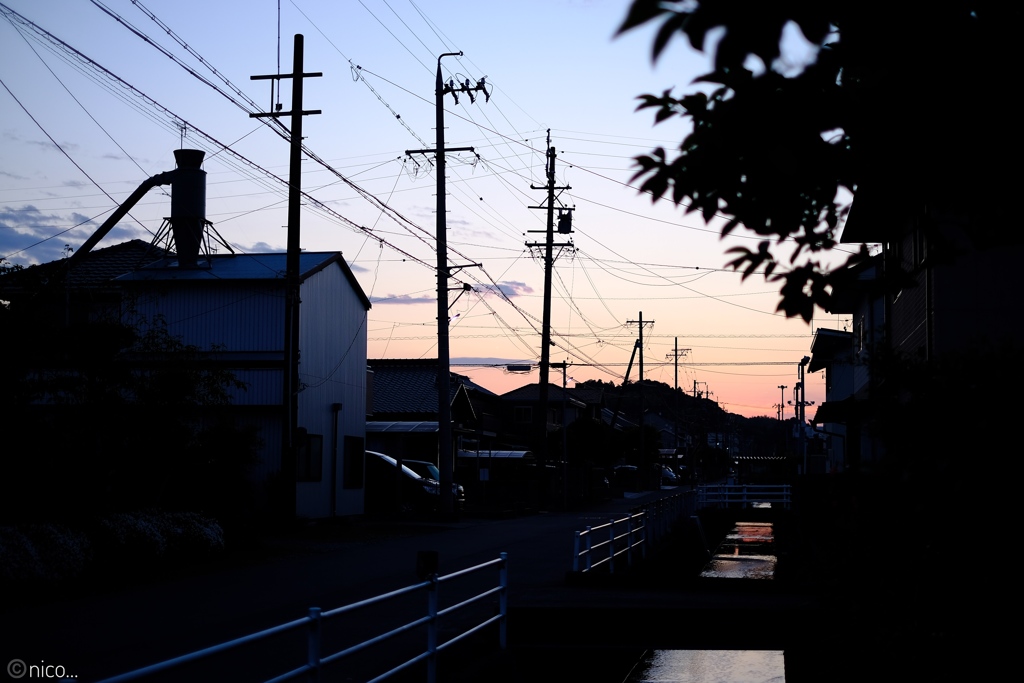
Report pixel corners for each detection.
[451,356,536,366]
[0,204,154,265]
[370,293,435,305]
[476,280,533,298]
[0,205,99,265]
[27,139,79,154]
[451,226,497,241]
[234,241,285,253]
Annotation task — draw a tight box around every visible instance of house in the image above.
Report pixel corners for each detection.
[365,358,501,459]
[811,185,1024,473]
[499,382,593,446]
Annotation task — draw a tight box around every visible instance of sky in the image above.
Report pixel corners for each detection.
[0,0,852,418]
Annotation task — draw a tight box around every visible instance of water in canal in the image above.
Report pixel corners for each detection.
[699,520,776,580]
[623,520,784,681]
[623,650,785,683]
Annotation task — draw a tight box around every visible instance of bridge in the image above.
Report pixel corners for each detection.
[1,485,844,683]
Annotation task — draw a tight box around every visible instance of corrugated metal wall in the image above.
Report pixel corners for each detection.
[127,261,368,518]
[296,264,368,518]
[130,283,285,352]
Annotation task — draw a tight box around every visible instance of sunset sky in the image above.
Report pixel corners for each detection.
[0,0,855,418]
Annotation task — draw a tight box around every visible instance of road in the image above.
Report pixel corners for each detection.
[2,489,689,682]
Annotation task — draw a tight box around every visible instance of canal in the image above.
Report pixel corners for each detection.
[621,518,784,682]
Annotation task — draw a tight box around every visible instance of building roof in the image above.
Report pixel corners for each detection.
[808,328,854,372]
[500,382,582,403]
[1,239,169,290]
[116,251,371,310]
[366,421,438,433]
[368,358,493,418]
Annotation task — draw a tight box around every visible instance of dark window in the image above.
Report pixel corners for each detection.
[515,406,532,423]
[297,433,323,482]
[343,435,365,489]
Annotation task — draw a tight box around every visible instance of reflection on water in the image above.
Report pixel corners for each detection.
[700,555,776,579]
[625,650,785,683]
[700,522,776,579]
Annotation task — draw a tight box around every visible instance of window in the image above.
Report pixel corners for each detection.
[343,435,365,489]
[297,432,323,482]
[514,406,532,424]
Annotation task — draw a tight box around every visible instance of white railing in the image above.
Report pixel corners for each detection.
[697,484,791,509]
[572,512,646,573]
[571,492,691,573]
[96,553,508,683]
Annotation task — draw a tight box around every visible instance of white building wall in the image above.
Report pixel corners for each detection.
[125,260,368,519]
[296,264,368,518]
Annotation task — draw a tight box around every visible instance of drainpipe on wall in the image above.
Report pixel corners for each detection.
[331,402,342,517]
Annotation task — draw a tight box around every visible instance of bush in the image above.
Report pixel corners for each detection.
[93,510,225,572]
[0,523,92,582]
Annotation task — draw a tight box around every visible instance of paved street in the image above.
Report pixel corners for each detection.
[1,490,688,682]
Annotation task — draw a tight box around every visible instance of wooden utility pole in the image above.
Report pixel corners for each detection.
[406,53,488,514]
[251,34,321,518]
[526,130,573,484]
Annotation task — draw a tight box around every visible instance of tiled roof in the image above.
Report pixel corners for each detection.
[368,359,493,416]
[369,359,446,416]
[2,239,169,289]
[500,382,577,402]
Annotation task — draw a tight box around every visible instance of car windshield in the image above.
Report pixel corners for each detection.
[404,461,441,481]
[368,452,424,479]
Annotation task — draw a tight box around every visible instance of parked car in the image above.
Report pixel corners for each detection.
[403,459,465,508]
[364,451,463,513]
[612,464,640,492]
[659,464,681,485]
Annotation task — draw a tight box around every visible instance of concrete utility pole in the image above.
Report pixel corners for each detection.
[778,385,787,420]
[406,53,488,514]
[788,357,814,473]
[693,380,708,399]
[627,313,654,482]
[251,35,321,518]
[666,338,690,451]
[666,337,691,392]
[526,130,573,483]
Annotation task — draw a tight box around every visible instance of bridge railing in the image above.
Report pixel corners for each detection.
[697,484,791,510]
[572,491,691,573]
[96,553,508,683]
[572,512,646,573]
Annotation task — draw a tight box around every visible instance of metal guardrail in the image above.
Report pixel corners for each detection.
[697,484,792,509]
[571,492,690,573]
[96,553,508,683]
[572,511,646,573]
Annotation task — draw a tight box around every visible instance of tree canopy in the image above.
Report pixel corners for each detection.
[619,1,1021,320]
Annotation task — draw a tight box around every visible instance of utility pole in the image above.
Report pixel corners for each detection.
[406,53,488,514]
[665,337,691,392]
[627,312,654,485]
[778,385,787,421]
[551,360,569,509]
[666,338,690,452]
[526,129,573,493]
[788,357,814,474]
[251,35,321,519]
[693,380,708,399]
